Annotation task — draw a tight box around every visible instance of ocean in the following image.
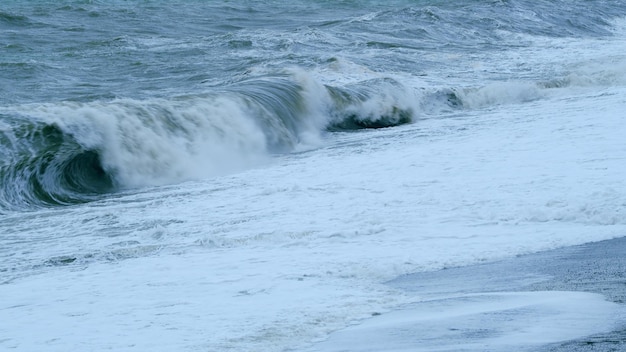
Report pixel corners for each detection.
[2,1,626,350]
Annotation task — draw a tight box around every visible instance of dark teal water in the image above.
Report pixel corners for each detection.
[3,0,624,103]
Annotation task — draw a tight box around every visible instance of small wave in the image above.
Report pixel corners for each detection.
[0,11,30,26]
[540,57,626,89]
[451,81,544,109]
[358,0,626,55]
[325,79,415,130]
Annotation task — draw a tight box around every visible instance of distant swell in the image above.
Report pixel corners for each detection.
[0,11,30,26]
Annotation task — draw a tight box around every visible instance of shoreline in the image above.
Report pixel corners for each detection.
[309,236,626,351]
[391,236,626,351]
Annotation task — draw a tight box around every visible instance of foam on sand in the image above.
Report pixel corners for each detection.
[308,291,624,352]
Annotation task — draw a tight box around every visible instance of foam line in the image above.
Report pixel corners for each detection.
[308,291,624,352]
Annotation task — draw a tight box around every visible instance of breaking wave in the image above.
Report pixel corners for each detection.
[3,47,626,211]
[0,71,419,210]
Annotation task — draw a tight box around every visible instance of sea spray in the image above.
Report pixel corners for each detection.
[0,71,421,209]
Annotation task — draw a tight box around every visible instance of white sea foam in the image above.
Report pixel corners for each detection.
[2,83,625,351]
[3,3,626,352]
[0,68,424,200]
[20,97,271,188]
[308,292,625,352]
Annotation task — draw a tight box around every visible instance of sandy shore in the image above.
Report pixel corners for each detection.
[393,236,626,351]
[310,237,626,351]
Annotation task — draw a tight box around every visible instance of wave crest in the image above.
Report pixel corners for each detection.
[1,72,420,209]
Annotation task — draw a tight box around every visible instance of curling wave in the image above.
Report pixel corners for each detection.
[0,119,114,208]
[4,54,626,211]
[0,72,419,210]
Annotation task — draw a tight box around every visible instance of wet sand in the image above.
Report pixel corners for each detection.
[389,236,626,351]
